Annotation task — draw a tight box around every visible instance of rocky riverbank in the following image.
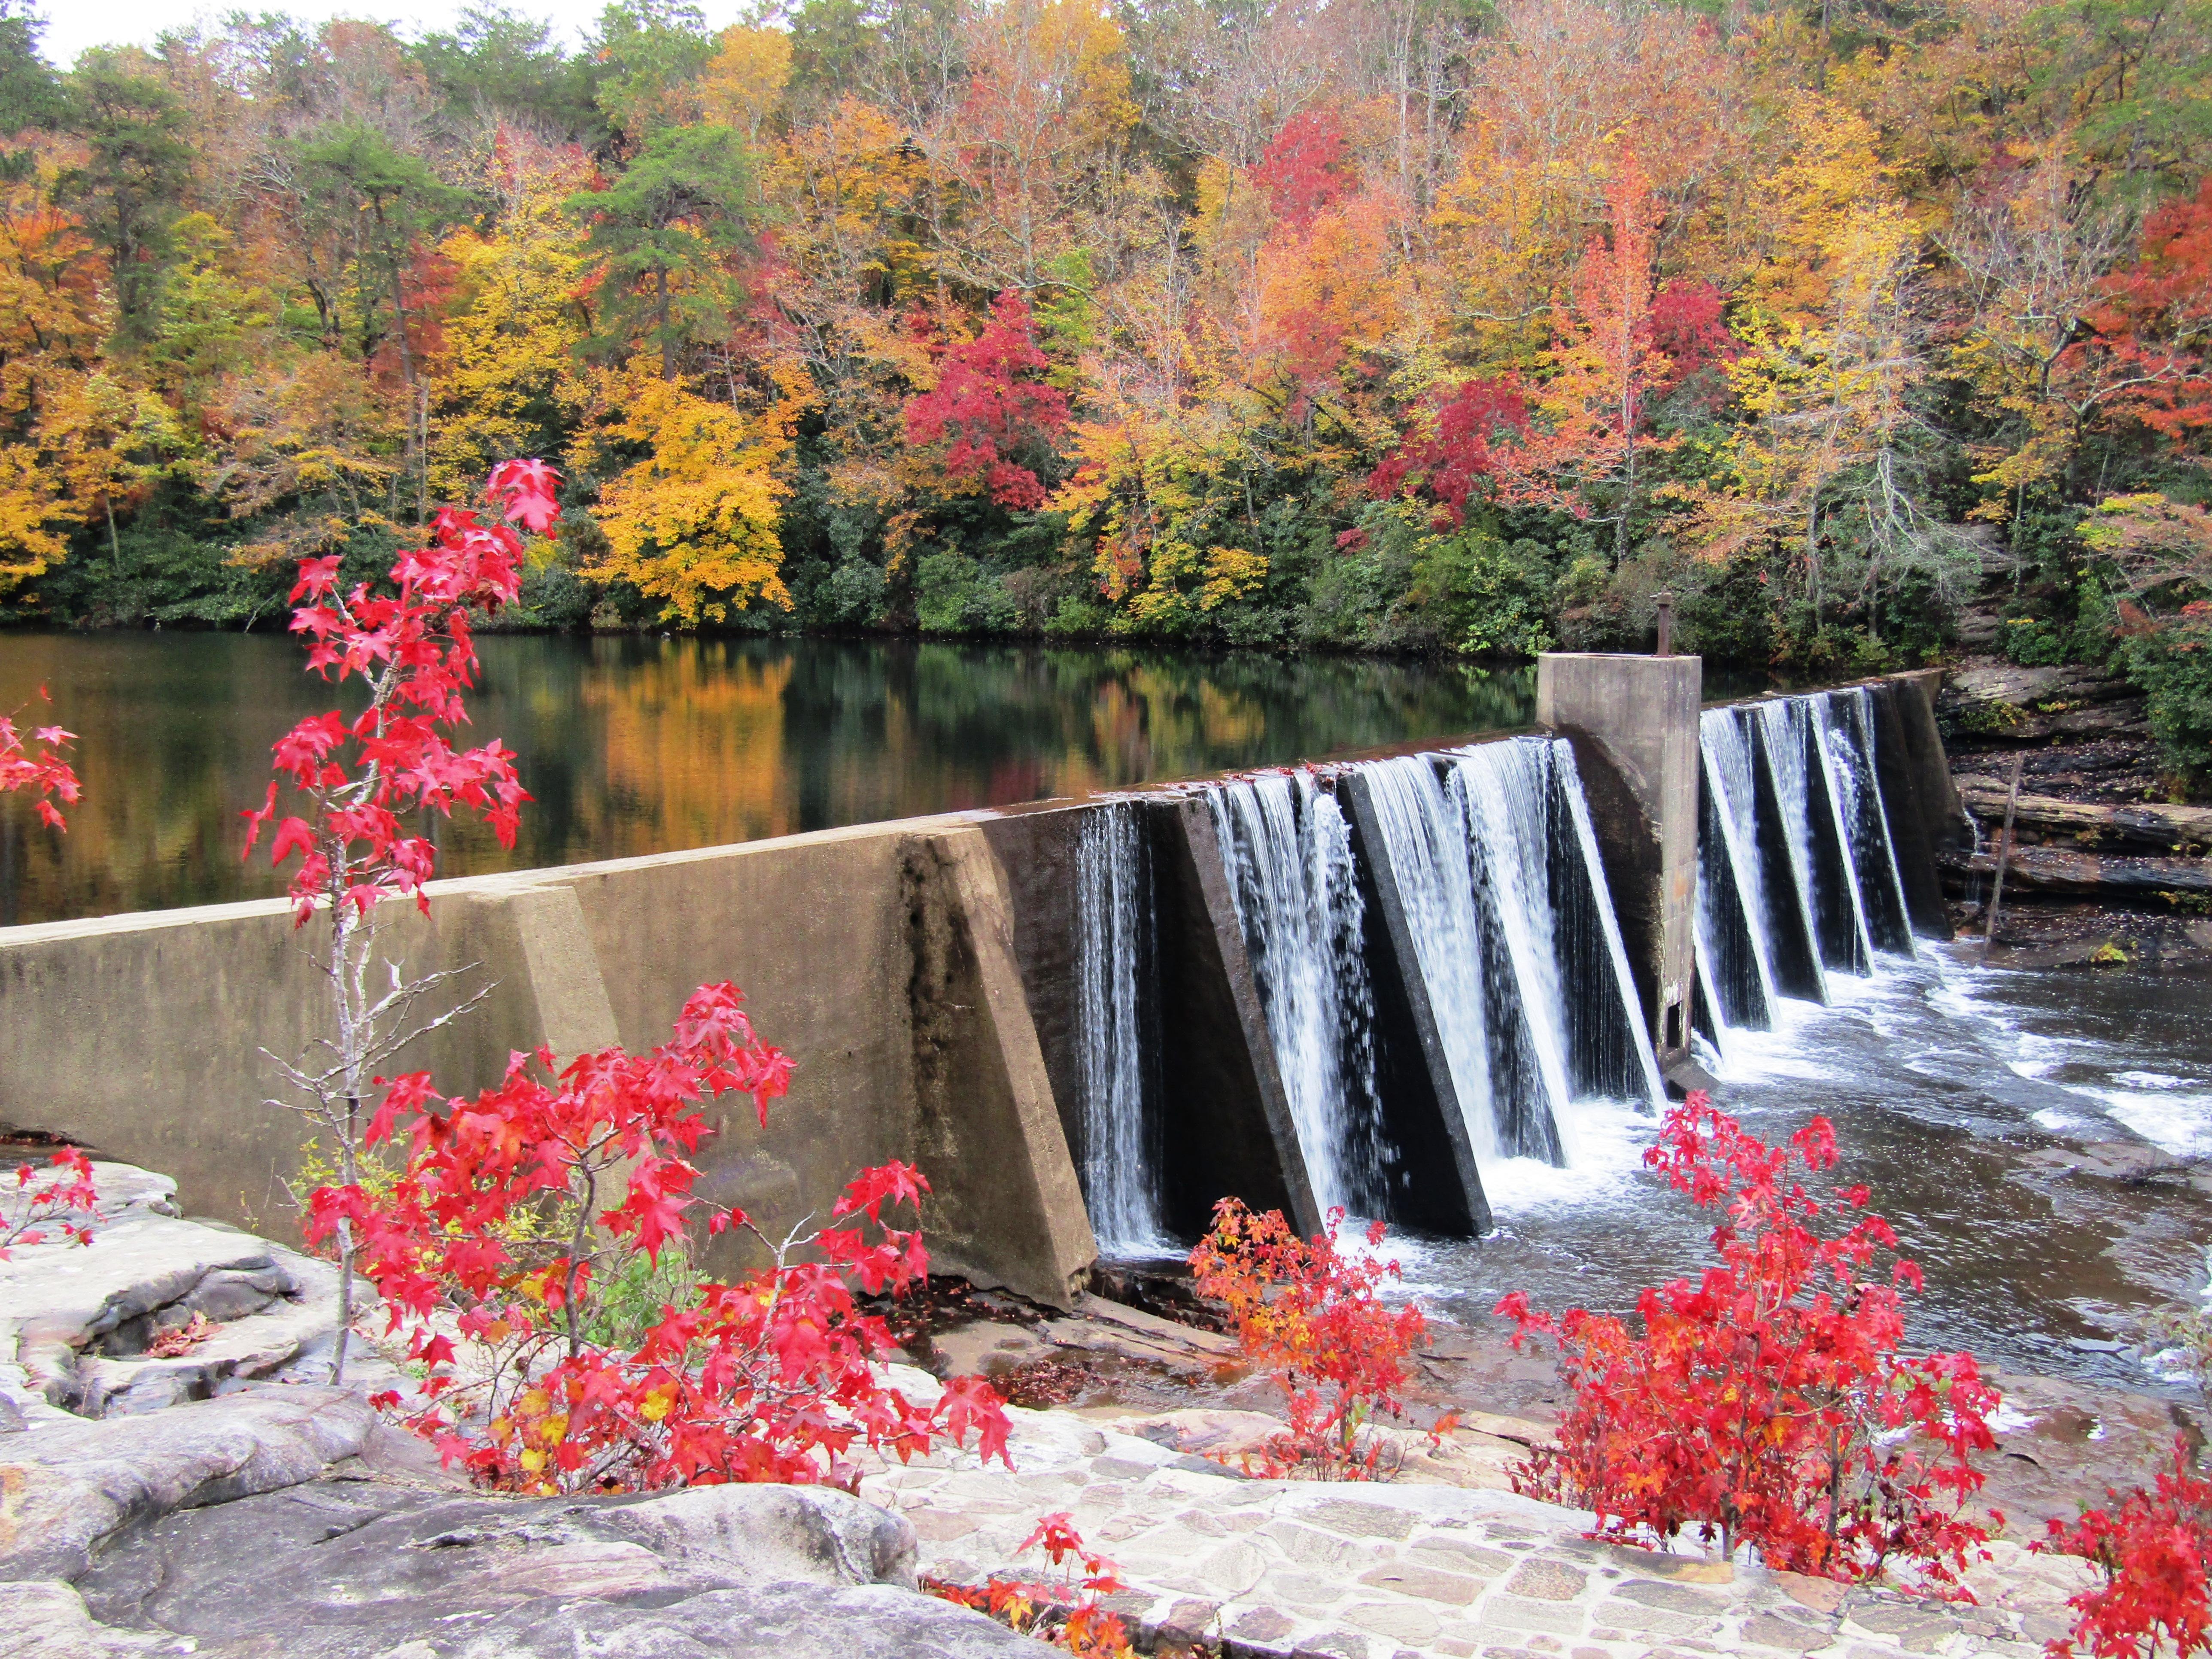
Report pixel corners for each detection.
[1933,655,2210,966]
[0,1158,2185,1658]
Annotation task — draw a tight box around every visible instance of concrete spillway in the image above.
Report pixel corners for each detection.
[1693,681,1951,1054]
[0,661,1960,1285]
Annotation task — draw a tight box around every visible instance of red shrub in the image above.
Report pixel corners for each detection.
[927,1511,1136,1655]
[313,981,1011,1494]
[1189,1198,1428,1478]
[2039,1436,2212,1658]
[1498,1094,1999,1591]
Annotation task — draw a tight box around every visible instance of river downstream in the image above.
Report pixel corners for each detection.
[1413,945,2212,1395]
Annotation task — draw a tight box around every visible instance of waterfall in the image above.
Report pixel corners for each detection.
[1703,687,1923,1037]
[1553,742,1670,1109]
[1696,710,1779,1033]
[1073,801,1167,1252]
[1821,688,1916,957]
[1359,740,1661,1174]
[1753,699,1867,979]
[1357,755,1506,1165]
[1449,742,1578,1155]
[1205,772,1384,1214]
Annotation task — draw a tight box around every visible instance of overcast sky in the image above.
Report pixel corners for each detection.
[30,0,752,67]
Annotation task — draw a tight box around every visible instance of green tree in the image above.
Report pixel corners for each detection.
[55,53,192,348]
[411,3,604,145]
[591,0,717,149]
[568,123,756,380]
[292,124,470,389]
[0,1,66,149]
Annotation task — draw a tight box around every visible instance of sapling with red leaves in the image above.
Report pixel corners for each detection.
[246,459,561,1382]
[0,684,80,830]
[2040,1441,2212,1658]
[1497,1092,1999,1592]
[1190,1198,1430,1479]
[927,1511,1136,1656]
[0,1146,100,1261]
[314,979,1012,1493]
[2034,1282,2212,1655]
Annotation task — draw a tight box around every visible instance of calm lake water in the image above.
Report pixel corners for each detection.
[0,632,1531,927]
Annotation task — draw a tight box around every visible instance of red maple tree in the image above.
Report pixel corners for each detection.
[1191,1198,1430,1477]
[246,460,562,1381]
[1499,1094,1999,1591]
[904,292,1071,509]
[2040,1439,2212,1658]
[314,980,1012,1494]
[1254,107,1354,234]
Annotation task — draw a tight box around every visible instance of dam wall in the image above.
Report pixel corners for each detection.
[0,817,1096,1308]
[1,662,1960,1283]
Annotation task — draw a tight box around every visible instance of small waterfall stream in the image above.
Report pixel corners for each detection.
[1360,754,1504,1165]
[1699,687,1933,1049]
[1072,801,1167,1251]
[1205,772,1385,1215]
[1355,740,1661,1180]
[1697,710,1780,1031]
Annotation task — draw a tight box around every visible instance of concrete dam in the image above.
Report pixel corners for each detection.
[0,656,1960,1309]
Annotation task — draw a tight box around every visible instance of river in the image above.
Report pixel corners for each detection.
[0,632,1528,927]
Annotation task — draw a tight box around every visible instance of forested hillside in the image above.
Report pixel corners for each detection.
[0,0,2207,752]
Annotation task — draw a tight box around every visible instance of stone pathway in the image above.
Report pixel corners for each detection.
[861,1368,2093,1659]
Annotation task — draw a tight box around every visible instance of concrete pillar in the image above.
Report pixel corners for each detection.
[1536,653,1701,1073]
[902,827,1099,1308]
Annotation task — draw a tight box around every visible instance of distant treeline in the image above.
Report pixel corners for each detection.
[0,0,2208,750]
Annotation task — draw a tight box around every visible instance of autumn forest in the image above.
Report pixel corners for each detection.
[1,0,2208,765]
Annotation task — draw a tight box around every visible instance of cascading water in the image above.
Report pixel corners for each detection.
[1754,699,1868,978]
[1205,772,1385,1215]
[1451,742,1576,1153]
[1696,710,1781,1032]
[1072,800,1168,1252]
[1358,754,1509,1165]
[1552,743,1670,1109]
[1821,687,1916,957]
[1701,687,1930,1045]
[1357,740,1661,1178]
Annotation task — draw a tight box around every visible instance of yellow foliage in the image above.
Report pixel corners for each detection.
[0,443,73,590]
[429,143,595,495]
[582,374,795,624]
[700,27,791,142]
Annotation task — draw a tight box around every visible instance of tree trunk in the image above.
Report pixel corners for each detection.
[658,267,675,381]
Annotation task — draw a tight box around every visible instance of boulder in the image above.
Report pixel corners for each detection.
[53,1476,1039,1658]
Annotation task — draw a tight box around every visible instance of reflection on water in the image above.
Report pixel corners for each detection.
[0,632,1530,926]
[1408,948,2212,1391]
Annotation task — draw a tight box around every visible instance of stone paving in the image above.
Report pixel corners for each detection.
[860,1367,2094,1659]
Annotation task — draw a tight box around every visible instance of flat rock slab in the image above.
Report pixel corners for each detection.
[860,1371,2098,1659]
[0,1161,387,1419]
[0,1385,383,1581]
[1,1386,1048,1659]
